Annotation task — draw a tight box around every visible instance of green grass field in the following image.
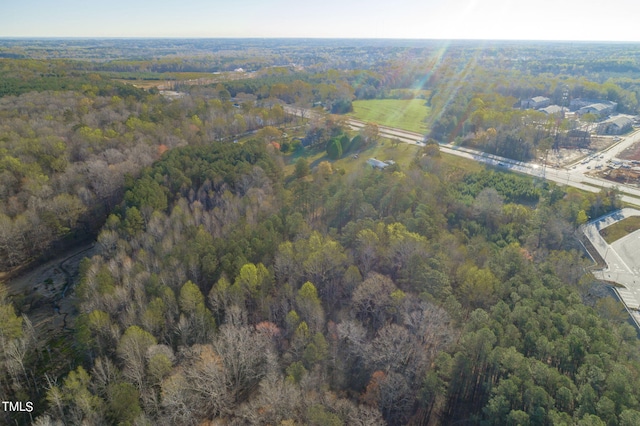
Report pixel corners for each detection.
[334,140,419,175]
[349,99,430,133]
[285,135,484,179]
[600,216,640,244]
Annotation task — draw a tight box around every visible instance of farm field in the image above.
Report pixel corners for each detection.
[349,98,430,133]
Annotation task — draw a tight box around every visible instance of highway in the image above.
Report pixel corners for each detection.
[283,105,640,205]
[343,117,640,207]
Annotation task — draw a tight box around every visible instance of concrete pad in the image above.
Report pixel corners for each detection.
[611,229,640,274]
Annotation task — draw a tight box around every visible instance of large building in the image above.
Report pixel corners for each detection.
[539,105,568,116]
[597,115,634,135]
[578,103,616,118]
[521,96,551,109]
[571,99,617,117]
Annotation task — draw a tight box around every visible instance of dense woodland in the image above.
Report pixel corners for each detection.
[0,77,292,270]
[2,40,640,425]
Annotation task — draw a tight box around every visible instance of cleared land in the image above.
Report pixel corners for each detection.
[285,137,483,179]
[600,216,640,244]
[112,71,251,89]
[335,140,419,175]
[620,140,640,162]
[349,99,430,134]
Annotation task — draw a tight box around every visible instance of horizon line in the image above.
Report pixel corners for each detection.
[1,36,640,44]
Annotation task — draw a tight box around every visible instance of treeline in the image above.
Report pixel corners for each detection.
[6,130,639,425]
[0,59,151,98]
[192,67,382,112]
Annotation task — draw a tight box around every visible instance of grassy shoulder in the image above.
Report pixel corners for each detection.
[349,99,430,133]
[600,216,640,244]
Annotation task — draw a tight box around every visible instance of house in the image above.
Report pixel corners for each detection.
[539,105,568,116]
[367,158,389,169]
[597,115,634,135]
[521,96,551,109]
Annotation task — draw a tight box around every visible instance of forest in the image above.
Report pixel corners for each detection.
[1,39,640,425]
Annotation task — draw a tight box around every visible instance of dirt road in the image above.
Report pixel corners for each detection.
[4,243,97,336]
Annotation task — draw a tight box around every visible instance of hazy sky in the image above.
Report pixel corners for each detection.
[3,0,640,41]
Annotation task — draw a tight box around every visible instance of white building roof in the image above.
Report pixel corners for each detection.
[367,158,389,169]
[539,105,568,115]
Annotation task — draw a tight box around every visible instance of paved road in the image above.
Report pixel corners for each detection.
[582,208,640,327]
[284,106,640,205]
[343,116,640,206]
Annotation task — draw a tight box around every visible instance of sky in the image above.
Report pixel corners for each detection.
[2,0,640,41]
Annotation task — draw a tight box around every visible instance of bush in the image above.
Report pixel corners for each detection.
[327,138,343,160]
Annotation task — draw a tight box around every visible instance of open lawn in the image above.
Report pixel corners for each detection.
[334,140,420,175]
[600,216,640,244]
[285,135,484,179]
[349,99,430,133]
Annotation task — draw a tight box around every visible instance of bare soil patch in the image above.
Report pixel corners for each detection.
[541,136,617,168]
[619,140,640,161]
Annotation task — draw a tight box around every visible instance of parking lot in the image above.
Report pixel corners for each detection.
[611,230,640,277]
[583,208,640,326]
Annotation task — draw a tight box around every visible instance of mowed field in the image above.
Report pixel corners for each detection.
[349,99,430,134]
